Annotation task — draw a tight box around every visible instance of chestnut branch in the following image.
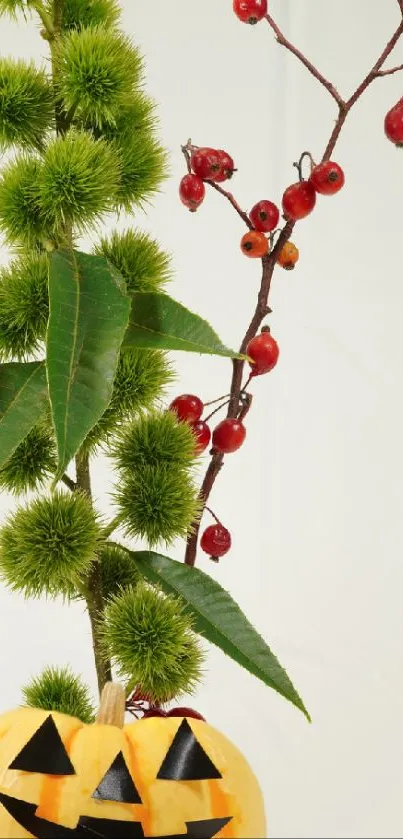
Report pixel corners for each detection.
[184,6,403,567]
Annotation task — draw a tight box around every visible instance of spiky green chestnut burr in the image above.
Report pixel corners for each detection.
[0,59,53,150]
[95,228,171,295]
[103,584,204,704]
[22,666,95,723]
[0,490,101,598]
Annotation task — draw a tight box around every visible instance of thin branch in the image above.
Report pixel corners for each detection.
[323,12,403,160]
[205,180,253,228]
[75,452,112,695]
[265,13,345,108]
[61,473,76,491]
[184,6,403,567]
[28,0,55,37]
[375,63,403,77]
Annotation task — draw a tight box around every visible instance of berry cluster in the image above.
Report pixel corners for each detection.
[179,146,235,212]
[143,706,205,720]
[168,326,279,560]
[180,141,344,274]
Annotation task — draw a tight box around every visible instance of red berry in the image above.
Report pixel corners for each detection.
[233,0,267,24]
[246,331,279,376]
[212,418,246,453]
[191,147,222,180]
[213,150,235,182]
[143,708,168,718]
[167,707,206,720]
[190,420,211,454]
[385,98,403,145]
[309,161,345,196]
[169,394,203,423]
[201,524,232,560]
[282,181,316,221]
[249,200,279,232]
[179,174,205,211]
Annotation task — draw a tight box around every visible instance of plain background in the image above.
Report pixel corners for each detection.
[0,1,403,836]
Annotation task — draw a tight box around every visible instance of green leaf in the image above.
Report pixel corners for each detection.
[47,250,131,476]
[132,550,310,720]
[123,292,245,359]
[0,362,48,468]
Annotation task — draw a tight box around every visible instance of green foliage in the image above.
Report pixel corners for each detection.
[0,422,56,494]
[103,583,204,703]
[47,250,131,475]
[49,0,121,31]
[39,131,121,234]
[99,543,139,600]
[0,154,48,247]
[81,349,173,454]
[22,665,95,723]
[95,228,171,294]
[134,551,311,721]
[0,59,53,150]
[57,26,143,129]
[0,362,48,469]
[114,464,201,547]
[0,252,49,360]
[111,410,197,474]
[0,0,25,17]
[0,490,100,598]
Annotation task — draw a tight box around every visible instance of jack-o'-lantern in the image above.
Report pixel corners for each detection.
[0,682,266,838]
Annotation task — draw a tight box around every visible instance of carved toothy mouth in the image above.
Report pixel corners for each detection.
[0,792,232,839]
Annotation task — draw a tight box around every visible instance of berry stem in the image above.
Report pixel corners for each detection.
[293,151,316,181]
[184,4,403,568]
[204,506,222,525]
[181,142,252,228]
[205,180,253,228]
[203,393,231,407]
[204,400,231,423]
[264,12,345,107]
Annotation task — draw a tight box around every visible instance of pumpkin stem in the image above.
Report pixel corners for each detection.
[96,682,125,728]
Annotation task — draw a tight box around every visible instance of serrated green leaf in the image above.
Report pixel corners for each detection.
[123,292,245,359]
[47,250,131,476]
[132,550,310,720]
[0,362,47,468]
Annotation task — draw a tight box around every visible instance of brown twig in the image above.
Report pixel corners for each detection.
[375,63,403,77]
[322,13,403,160]
[184,6,403,567]
[204,181,253,228]
[265,13,345,108]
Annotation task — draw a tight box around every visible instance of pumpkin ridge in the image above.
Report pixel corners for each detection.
[124,728,152,835]
[208,780,235,839]
[37,720,82,825]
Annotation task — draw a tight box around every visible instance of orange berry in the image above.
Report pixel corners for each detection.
[277,241,299,270]
[240,230,269,258]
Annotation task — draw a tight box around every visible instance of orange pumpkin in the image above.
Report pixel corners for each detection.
[0,683,267,838]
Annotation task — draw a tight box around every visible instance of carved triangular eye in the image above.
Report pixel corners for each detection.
[157,719,222,781]
[9,715,75,775]
[92,751,142,803]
